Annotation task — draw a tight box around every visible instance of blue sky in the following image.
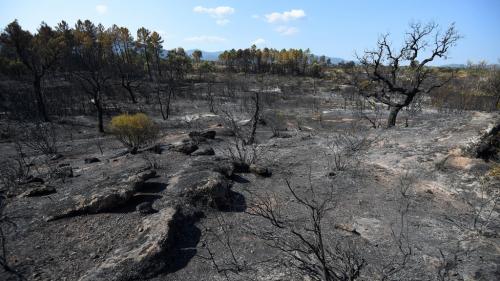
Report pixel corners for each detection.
[1,0,499,64]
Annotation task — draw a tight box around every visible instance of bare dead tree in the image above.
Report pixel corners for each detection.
[248,174,366,281]
[356,22,461,127]
[375,172,415,280]
[197,214,245,281]
[247,91,260,145]
[435,245,462,281]
[483,65,500,110]
[219,108,265,170]
[325,126,375,172]
[446,175,499,236]
[20,122,58,156]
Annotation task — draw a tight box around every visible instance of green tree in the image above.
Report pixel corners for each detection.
[149,31,163,77]
[192,49,202,65]
[136,27,152,80]
[1,20,65,121]
[72,20,113,132]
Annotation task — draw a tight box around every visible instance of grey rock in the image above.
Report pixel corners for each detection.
[189,130,216,140]
[78,208,176,281]
[54,166,73,178]
[249,164,272,177]
[46,170,156,221]
[168,157,234,208]
[26,177,45,184]
[84,157,100,164]
[19,185,56,197]
[191,147,215,156]
[136,201,156,215]
[50,153,63,161]
[171,141,198,155]
[169,170,231,208]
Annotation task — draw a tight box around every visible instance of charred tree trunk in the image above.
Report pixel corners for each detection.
[34,75,49,122]
[247,92,260,145]
[387,106,402,128]
[122,76,137,104]
[156,81,166,120]
[166,86,173,119]
[96,89,104,133]
[145,50,152,81]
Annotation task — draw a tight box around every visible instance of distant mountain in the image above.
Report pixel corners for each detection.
[186,50,222,61]
[439,63,467,68]
[325,56,346,65]
[182,49,347,64]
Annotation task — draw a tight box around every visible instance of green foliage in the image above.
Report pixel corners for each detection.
[218,47,326,76]
[110,113,159,153]
[489,164,500,178]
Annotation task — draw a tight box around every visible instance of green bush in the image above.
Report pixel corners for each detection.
[110,113,158,154]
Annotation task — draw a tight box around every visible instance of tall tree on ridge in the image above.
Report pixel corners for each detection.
[1,20,65,121]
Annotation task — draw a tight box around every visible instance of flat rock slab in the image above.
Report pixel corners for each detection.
[18,185,56,197]
[46,169,156,221]
[353,217,386,243]
[79,207,176,281]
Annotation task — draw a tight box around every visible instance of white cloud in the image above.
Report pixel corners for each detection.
[276,26,299,36]
[184,35,227,43]
[252,38,266,46]
[96,4,107,14]
[193,6,235,18]
[216,19,230,26]
[265,9,305,23]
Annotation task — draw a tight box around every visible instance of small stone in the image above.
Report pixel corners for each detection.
[136,202,156,215]
[191,147,215,156]
[55,166,73,178]
[50,153,63,161]
[249,164,272,177]
[172,141,198,155]
[200,130,216,139]
[84,157,100,164]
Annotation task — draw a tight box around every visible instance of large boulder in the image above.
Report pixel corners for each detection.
[168,157,234,208]
[78,208,177,281]
[169,170,231,208]
[171,141,199,155]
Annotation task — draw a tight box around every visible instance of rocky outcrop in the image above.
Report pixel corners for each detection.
[46,170,156,221]
[78,208,176,281]
[168,157,234,208]
[19,185,56,197]
[475,122,500,161]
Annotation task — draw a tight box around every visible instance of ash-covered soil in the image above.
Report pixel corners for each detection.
[1,97,499,281]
